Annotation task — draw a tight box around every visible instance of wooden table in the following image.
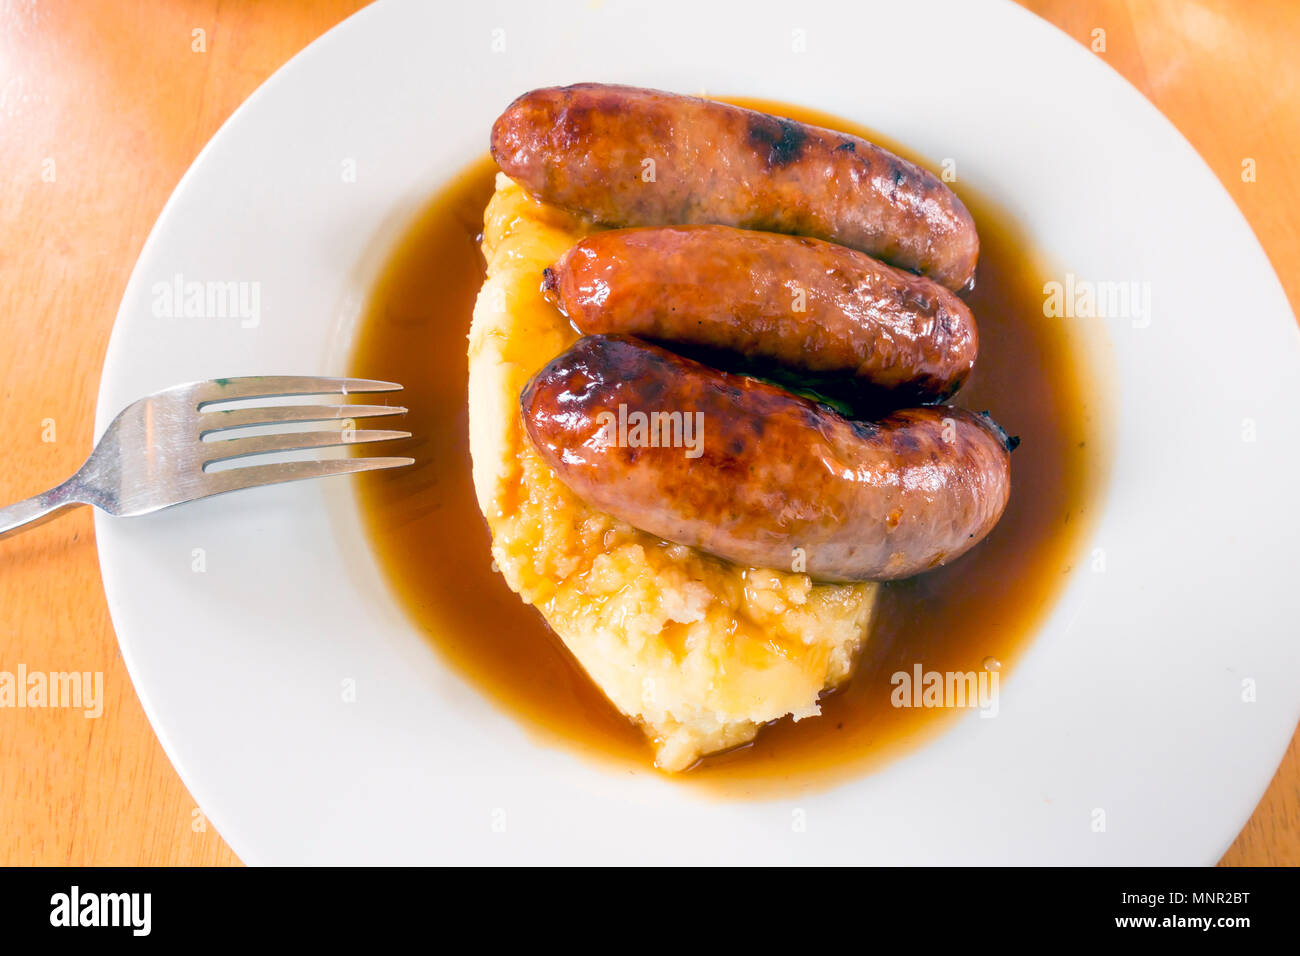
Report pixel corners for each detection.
[1,0,1295,866]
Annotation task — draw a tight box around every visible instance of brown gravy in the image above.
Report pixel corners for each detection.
[348,100,1109,796]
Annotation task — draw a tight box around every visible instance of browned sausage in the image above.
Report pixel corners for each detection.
[542,225,978,401]
[520,335,1013,582]
[491,84,979,290]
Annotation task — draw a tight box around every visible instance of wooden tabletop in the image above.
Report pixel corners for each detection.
[0,0,1295,866]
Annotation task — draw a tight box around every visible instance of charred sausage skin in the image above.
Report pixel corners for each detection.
[520,335,1013,582]
[492,84,979,290]
[543,225,978,401]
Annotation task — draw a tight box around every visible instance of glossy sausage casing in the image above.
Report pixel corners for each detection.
[492,84,979,290]
[543,225,978,401]
[520,335,1013,582]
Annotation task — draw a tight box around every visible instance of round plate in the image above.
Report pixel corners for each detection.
[96,0,1300,864]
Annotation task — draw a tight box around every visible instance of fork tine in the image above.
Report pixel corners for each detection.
[192,376,402,408]
[199,457,415,497]
[202,429,411,466]
[200,404,407,434]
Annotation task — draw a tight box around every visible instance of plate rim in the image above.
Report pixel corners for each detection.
[92,0,1300,865]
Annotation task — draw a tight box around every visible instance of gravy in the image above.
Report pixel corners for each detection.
[348,100,1109,796]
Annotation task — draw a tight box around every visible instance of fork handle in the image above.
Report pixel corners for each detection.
[0,479,85,541]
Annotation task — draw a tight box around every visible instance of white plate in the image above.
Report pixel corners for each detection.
[96,0,1300,864]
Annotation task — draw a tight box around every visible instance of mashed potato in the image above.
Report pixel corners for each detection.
[467,173,877,771]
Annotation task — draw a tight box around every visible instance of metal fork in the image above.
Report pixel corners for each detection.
[0,376,413,541]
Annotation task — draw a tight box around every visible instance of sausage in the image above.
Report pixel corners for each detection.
[520,335,1013,582]
[491,83,979,290]
[543,225,978,401]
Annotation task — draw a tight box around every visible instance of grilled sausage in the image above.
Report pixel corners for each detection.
[543,225,978,401]
[520,335,1013,582]
[491,83,979,290]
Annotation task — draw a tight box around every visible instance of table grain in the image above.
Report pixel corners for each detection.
[0,0,1294,866]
